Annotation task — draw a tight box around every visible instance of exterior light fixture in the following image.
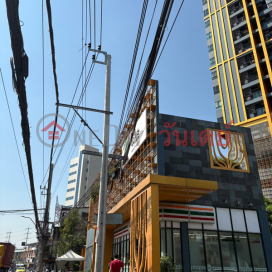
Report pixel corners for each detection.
[235,201,240,206]
[223,200,228,204]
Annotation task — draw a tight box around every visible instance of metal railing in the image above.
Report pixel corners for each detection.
[235,41,252,54]
[241,70,258,85]
[233,28,249,41]
[228,1,243,15]
[237,53,255,69]
[230,15,246,28]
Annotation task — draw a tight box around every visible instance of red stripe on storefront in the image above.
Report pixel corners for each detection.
[114,229,128,238]
[190,217,214,221]
[163,215,189,219]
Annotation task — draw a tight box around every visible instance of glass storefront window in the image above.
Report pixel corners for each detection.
[188,230,206,272]
[173,229,182,272]
[204,231,222,272]
[161,228,166,257]
[248,234,267,271]
[167,229,173,257]
[234,233,252,271]
[219,232,238,272]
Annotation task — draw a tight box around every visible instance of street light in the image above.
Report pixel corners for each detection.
[21,216,36,227]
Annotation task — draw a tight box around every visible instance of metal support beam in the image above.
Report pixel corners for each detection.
[56,102,113,115]
[94,54,111,272]
[73,108,103,144]
[88,49,107,65]
[82,150,126,161]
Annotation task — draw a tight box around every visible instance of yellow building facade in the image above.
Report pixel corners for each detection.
[202,0,272,198]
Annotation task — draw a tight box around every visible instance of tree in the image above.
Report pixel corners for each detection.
[56,209,87,255]
[264,198,272,235]
[160,256,175,272]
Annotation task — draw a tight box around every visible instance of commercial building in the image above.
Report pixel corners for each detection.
[201,0,272,199]
[65,144,101,207]
[85,80,272,272]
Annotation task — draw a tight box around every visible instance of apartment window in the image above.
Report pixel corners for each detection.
[215,100,222,110]
[202,0,207,5]
[68,179,76,184]
[67,188,75,192]
[205,19,210,28]
[86,168,88,172]
[213,85,219,94]
[66,196,74,201]
[70,163,78,168]
[208,44,214,53]
[206,32,212,40]
[87,161,89,164]
[255,104,265,116]
[217,116,224,123]
[210,57,216,66]
[86,177,88,180]
[252,89,262,99]
[69,171,77,176]
[204,9,209,17]
[211,70,217,80]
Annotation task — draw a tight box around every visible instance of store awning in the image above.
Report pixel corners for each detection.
[56,250,85,261]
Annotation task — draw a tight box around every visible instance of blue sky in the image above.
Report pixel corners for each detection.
[0,0,216,248]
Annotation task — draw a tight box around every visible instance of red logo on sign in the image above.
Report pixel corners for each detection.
[41,121,65,140]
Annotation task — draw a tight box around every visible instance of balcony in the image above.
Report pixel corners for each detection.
[228,1,244,18]
[258,5,272,18]
[243,86,262,101]
[240,69,259,87]
[246,103,266,119]
[230,14,246,29]
[237,53,255,71]
[235,39,252,54]
[261,15,272,30]
[233,27,250,43]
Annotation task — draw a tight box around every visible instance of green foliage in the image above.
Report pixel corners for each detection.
[214,157,242,169]
[56,209,87,255]
[90,183,100,204]
[160,256,175,272]
[72,263,80,272]
[264,198,272,236]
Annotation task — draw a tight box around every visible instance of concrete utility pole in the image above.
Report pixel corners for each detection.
[94,54,111,272]
[6,231,12,243]
[24,227,30,264]
[36,164,54,272]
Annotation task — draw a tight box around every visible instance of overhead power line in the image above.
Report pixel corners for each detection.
[0,69,31,202]
[152,0,186,75]
[45,0,60,186]
[118,0,149,137]
[124,0,158,129]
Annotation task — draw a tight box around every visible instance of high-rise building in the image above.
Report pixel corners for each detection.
[202,0,272,198]
[65,144,101,207]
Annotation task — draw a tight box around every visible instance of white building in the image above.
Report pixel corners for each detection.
[65,144,101,207]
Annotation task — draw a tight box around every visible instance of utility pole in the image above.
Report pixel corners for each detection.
[94,54,111,272]
[5,0,41,242]
[6,231,12,243]
[24,227,30,264]
[36,164,54,272]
